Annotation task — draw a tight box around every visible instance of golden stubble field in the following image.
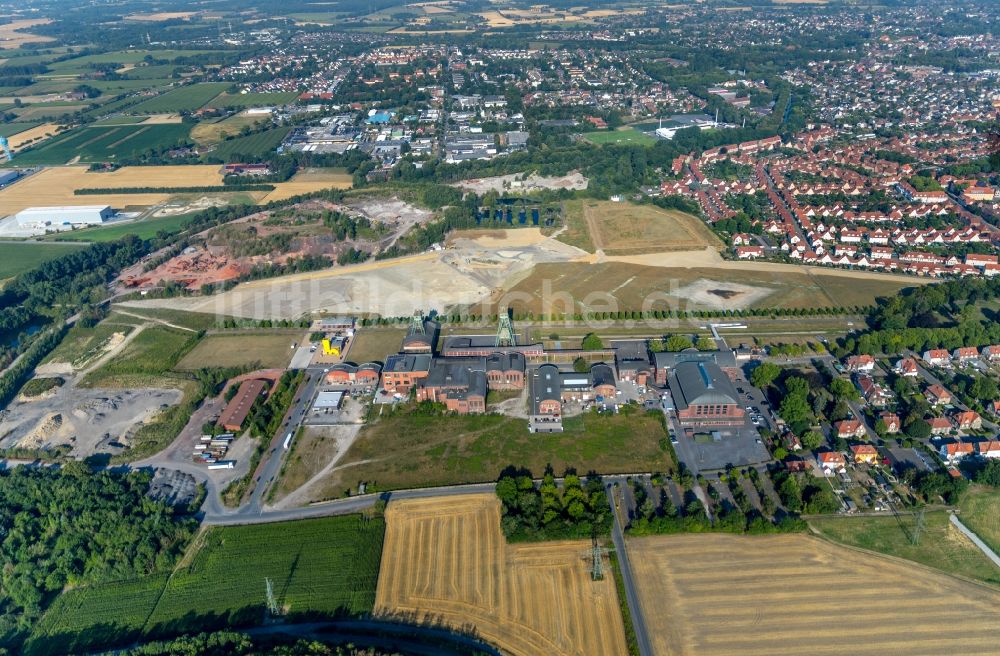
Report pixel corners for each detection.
[629,533,1000,656]
[375,494,629,656]
[0,166,227,215]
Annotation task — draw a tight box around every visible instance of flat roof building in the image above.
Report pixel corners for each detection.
[14,205,114,229]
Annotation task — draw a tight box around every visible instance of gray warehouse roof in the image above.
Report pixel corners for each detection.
[669,360,741,410]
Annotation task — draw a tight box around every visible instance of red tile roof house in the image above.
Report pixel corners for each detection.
[894,357,920,377]
[925,384,953,406]
[977,440,1000,459]
[921,349,950,366]
[927,416,954,435]
[981,345,1000,362]
[850,443,880,465]
[953,410,982,431]
[834,419,867,439]
[845,354,876,372]
[818,451,847,473]
[939,441,974,462]
[879,412,901,434]
[952,346,980,362]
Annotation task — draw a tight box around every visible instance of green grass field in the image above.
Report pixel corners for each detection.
[344,328,405,364]
[12,123,192,165]
[205,92,299,109]
[129,82,230,113]
[47,212,200,243]
[583,128,657,146]
[0,242,88,281]
[209,127,291,159]
[82,325,198,385]
[24,515,383,655]
[41,314,141,368]
[175,333,296,370]
[810,512,1000,586]
[958,485,1000,556]
[110,306,219,332]
[0,121,43,137]
[312,406,674,499]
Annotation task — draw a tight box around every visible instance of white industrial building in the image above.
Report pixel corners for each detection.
[14,205,115,230]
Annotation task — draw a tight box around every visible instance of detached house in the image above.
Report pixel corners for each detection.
[850,443,880,465]
[879,412,901,434]
[928,416,953,435]
[977,440,1000,459]
[925,384,953,406]
[939,441,974,462]
[835,419,867,439]
[922,349,950,366]
[952,346,979,363]
[845,355,876,372]
[894,357,919,378]
[953,410,982,431]
[818,451,847,473]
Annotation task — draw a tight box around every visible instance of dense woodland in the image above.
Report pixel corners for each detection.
[117,632,407,656]
[0,465,197,643]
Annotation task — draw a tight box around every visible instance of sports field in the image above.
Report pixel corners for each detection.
[129,82,230,113]
[561,200,724,255]
[629,533,1000,656]
[175,333,296,370]
[10,123,192,165]
[0,165,225,215]
[376,494,628,656]
[583,128,657,146]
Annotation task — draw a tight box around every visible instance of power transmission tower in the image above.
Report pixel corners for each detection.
[591,535,604,581]
[495,309,515,347]
[265,578,279,616]
[911,509,925,545]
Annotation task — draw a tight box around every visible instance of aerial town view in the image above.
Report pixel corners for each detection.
[1,0,1000,654]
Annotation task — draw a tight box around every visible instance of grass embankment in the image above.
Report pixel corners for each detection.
[809,511,1000,586]
[958,485,1000,556]
[25,515,384,656]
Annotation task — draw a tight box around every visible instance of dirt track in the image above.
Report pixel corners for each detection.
[629,533,1000,656]
[375,494,628,656]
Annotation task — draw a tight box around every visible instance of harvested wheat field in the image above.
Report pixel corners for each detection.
[0,165,227,215]
[262,169,353,202]
[629,533,1000,656]
[376,494,628,656]
[561,199,724,255]
[8,123,63,151]
[0,19,54,46]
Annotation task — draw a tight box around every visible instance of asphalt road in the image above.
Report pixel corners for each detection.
[605,478,654,656]
[243,368,325,514]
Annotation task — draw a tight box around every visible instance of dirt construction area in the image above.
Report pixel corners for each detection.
[568,200,725,256]
[375,494,628,656]
[0,387,181,454]
[452,170,588,195]
[121,228,589,319]
[628,533,1000,656]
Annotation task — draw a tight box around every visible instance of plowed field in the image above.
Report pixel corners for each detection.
[629,533,1000,656]
[375,494,628,656]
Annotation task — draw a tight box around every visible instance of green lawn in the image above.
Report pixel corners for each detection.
[313,406,674,498]
[41,314,142,368]
[958,485,1000,556]
[0,121,43,137]
[130,82,230,113]
[47,212,200,243]
[583,128,657,146]
[810,512,1000,586]
[24,515,383,655]
[0,242,88,281]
